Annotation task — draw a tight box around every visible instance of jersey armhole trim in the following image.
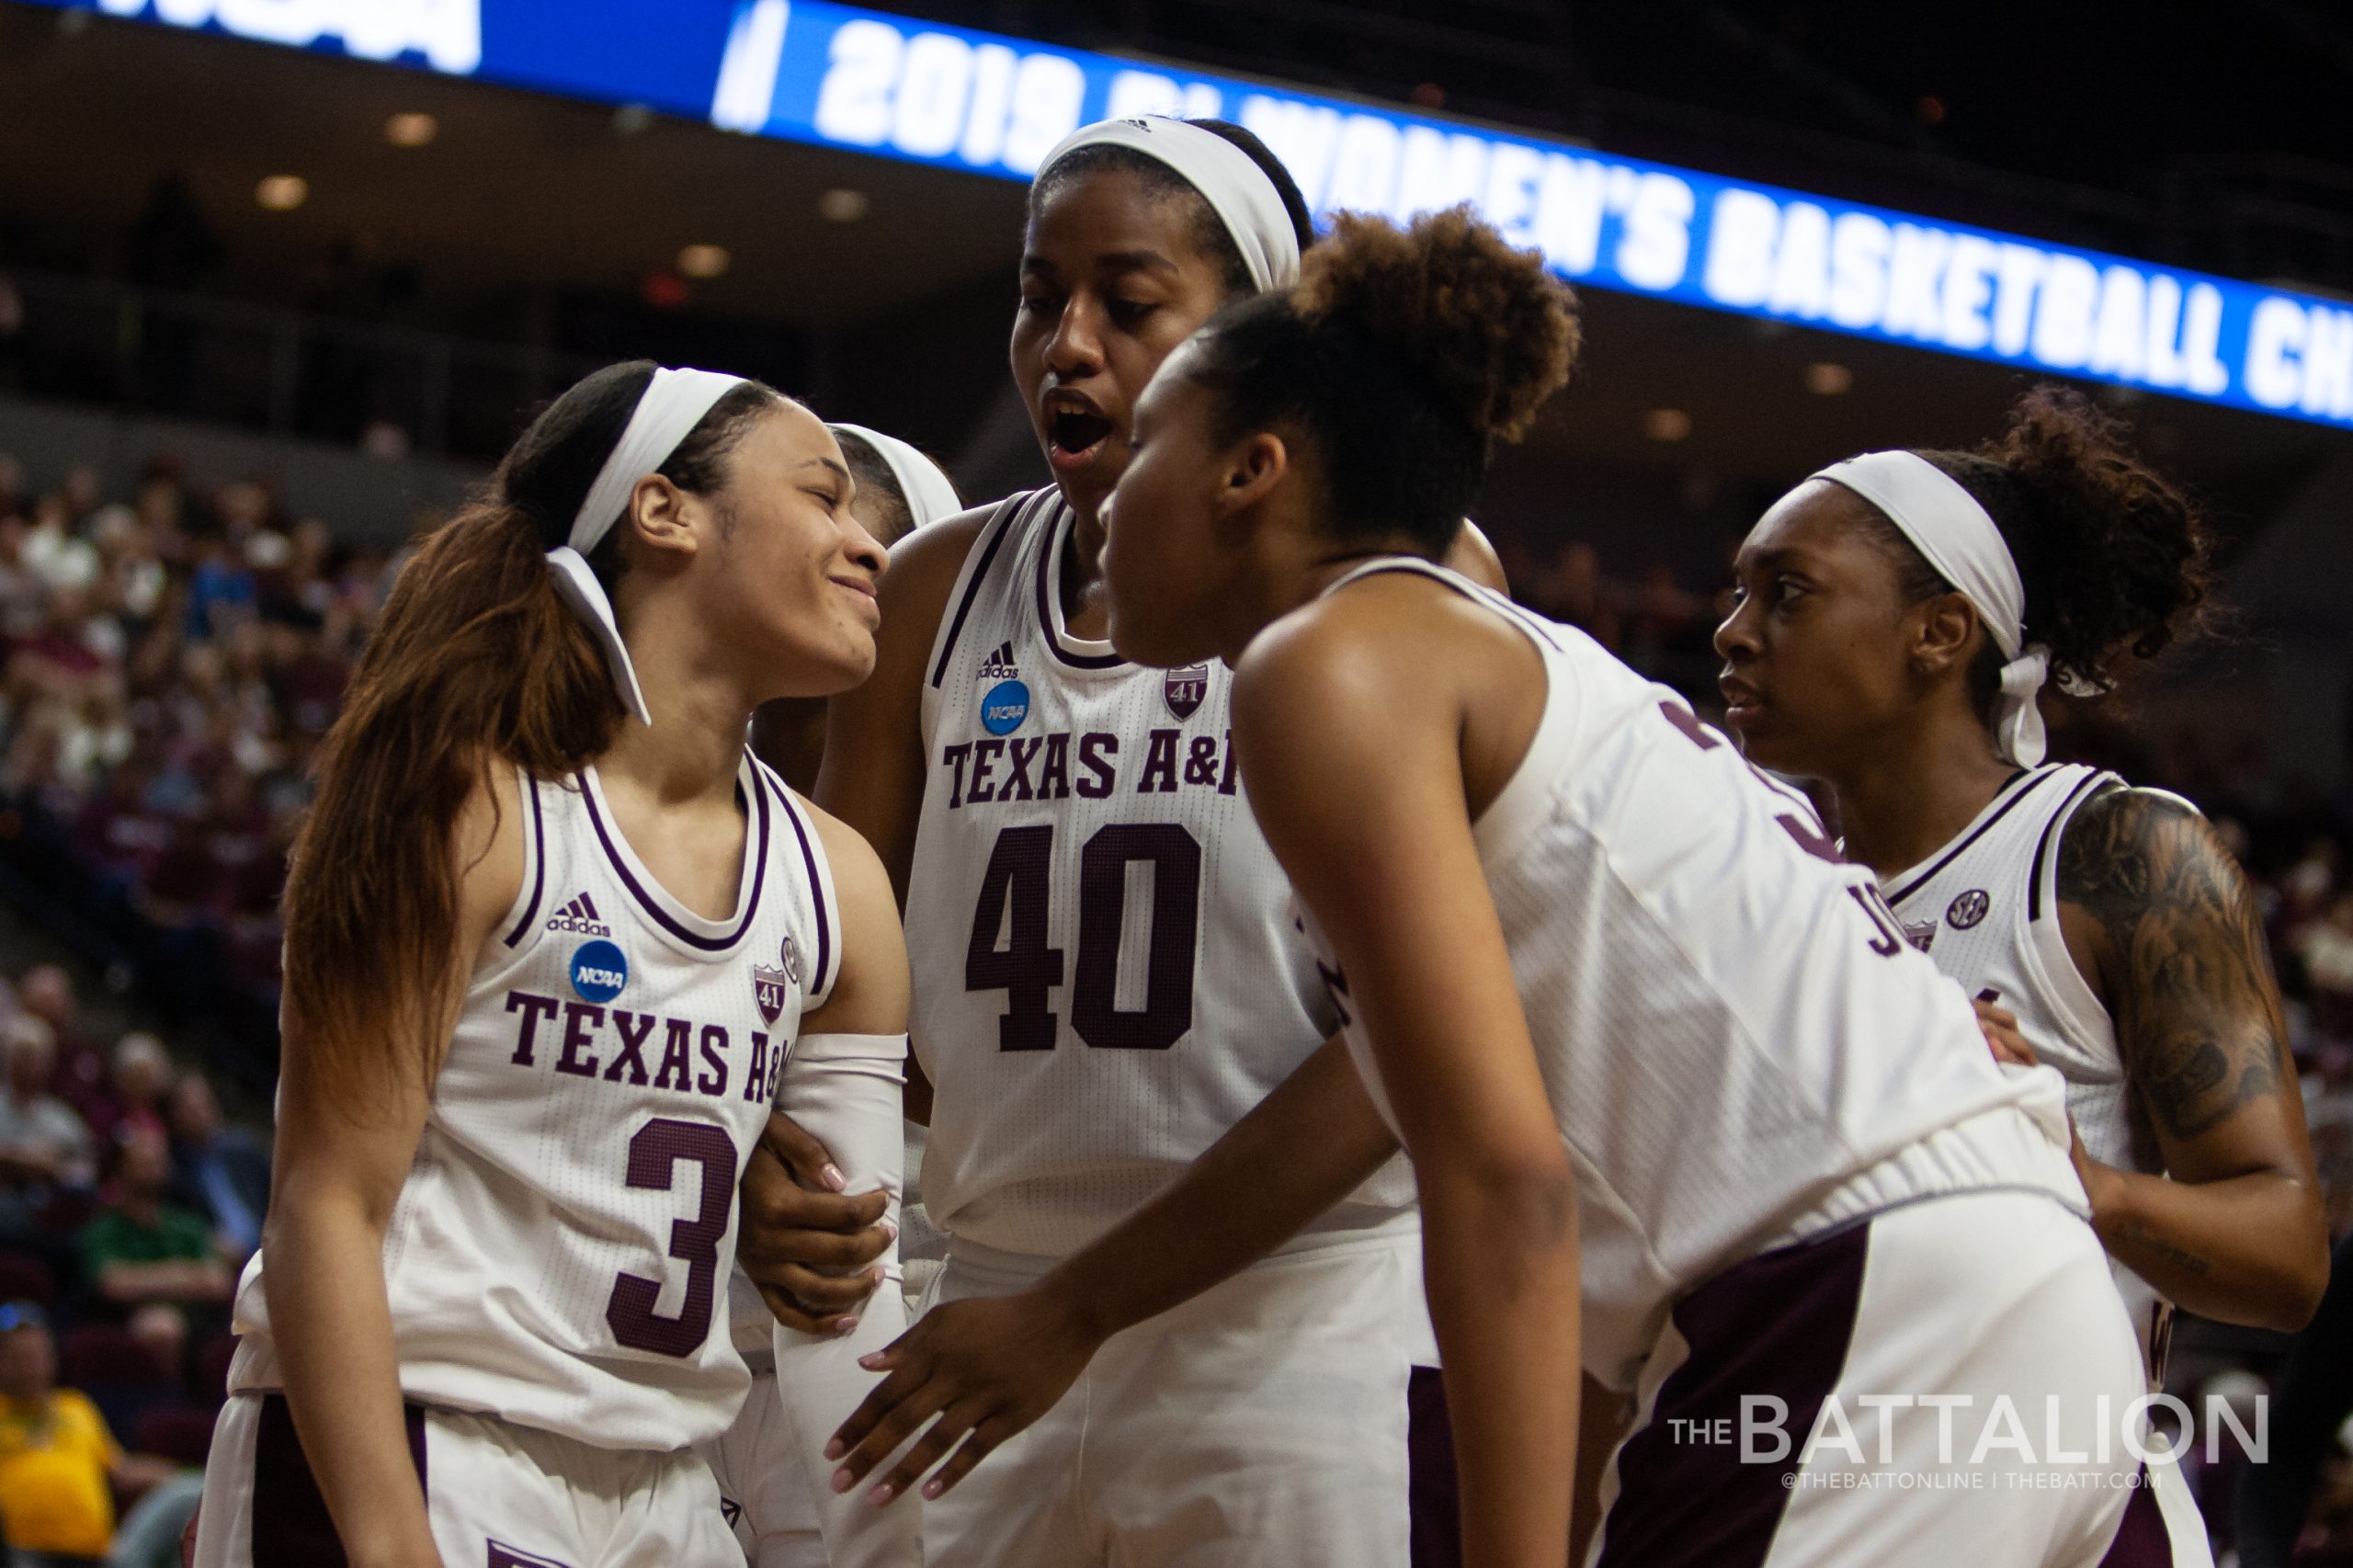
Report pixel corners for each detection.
[927,495,1029,690]
[2021,769,2125,1062]
[497,763,549,949]
[767,767,841,1009]
[2028,771,2118,923]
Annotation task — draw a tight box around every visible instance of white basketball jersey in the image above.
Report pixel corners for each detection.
[230,756,837,1450]
[1290,560,2086,1393]
[1881,764,2172,1378]
[906,489,1416,1258]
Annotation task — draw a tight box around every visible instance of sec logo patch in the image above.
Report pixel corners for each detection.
[570,939,629,1004]
[982,679,1030,735]
[1946,889,1991,930]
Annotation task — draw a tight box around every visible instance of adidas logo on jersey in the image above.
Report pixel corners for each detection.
[977,641,1019,682]
[546,893,611,937]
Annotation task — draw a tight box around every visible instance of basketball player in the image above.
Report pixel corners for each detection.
[1712,390,2327,1561]
[713,421,959,1568]
[189,362,916,1568]
[745,116,1498,1565]
[1011,205,2151,1565]
[756,425,963,793]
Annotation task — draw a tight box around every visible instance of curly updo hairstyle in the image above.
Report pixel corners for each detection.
[1179,204,1582,555]
[1863,385,2211,717]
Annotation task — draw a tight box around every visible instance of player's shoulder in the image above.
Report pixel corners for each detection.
[889,498,995,575]
[1243,566,1526,705]
[2055,779,2226,912]
[793,792,896,920]
[790,792,909,1019]
[1234,571,1518,770]
[452,754,530,944]
[884,490,1046,596]
[869,492,1040,665]
[2063,779,2205,844]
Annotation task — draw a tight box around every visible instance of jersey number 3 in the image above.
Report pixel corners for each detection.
[606,1118,737,1357]
[968,824,1203,1051]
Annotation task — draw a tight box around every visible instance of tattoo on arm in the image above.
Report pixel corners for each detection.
[2110,1219,2212,1278]
[2056,789,2289,1142]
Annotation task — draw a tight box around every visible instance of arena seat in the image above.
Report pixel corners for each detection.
[0,1252,56,1306]
[134,1404,217,1468]
[195,1333,237,1404]
[60,1324,173,1439]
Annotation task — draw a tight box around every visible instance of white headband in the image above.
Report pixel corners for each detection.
[1811,449,2051,767]
[828,423,962,531]
[547,367,746,726]
[1039,117,1302,293]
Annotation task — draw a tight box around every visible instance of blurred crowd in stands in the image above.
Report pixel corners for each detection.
[8,445,2353,1562]
[0,963,261,1566]
[1,450,392,1089]
[0,448,385,1562]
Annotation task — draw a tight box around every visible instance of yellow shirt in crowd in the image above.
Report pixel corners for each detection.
[0,1390,119,1557]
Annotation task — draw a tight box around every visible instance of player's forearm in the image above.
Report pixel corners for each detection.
[770,1035,919,1563]
[1039,1031,1398,1343]
[1419,1156,1580,1568]
[2086,1161,2326,1332]
[265,1187,442,1568]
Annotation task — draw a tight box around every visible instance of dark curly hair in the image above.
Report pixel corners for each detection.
[1177,205,1581,556]
[1029,119,1317,299]
[1860,385,2211,720]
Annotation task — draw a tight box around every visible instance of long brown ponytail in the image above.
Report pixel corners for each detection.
[281,360,779,1099]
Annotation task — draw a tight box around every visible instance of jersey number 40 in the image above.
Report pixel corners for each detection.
[968,824,1202,1051]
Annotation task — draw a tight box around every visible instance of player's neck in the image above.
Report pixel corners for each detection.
[598,674,750,811]
[1828,717,2018,881]
[1060,497,1112,641]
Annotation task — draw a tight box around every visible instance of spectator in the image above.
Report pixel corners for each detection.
[23,494,97,596]
[180,536,252,644]
[16,969,109,1137]
[0,512,44,639]
[1540,540,1619,645]
[2302,892,2353,1041]
[77,1129,225,1374]
[0,1018,95,1240]
[100,1035,170,1148]
[164,1071,265,1261]
[0,1301,175,1566]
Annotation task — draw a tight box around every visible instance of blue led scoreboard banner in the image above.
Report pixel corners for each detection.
[40,0,2353,428]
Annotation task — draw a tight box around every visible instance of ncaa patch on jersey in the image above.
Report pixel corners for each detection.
[1165,664,1209,721]
[569,939,629,1004]
[1947,889,1991,929]
[982,679,1030,735]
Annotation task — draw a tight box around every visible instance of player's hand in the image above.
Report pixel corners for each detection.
[739,1112,894,1335]
[825,1287,1101,1506]
[1973,997,2037,1068]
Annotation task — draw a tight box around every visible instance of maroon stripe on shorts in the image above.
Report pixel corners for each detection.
[2096,1470,2173,1566]
[250,1393,426,1567]
[1407,1366,1461,1568]
[1595,1222,1870,1568]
